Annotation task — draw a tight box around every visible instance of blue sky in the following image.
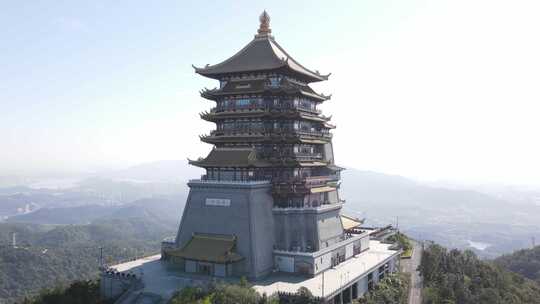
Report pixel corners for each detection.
[2,1,539,185]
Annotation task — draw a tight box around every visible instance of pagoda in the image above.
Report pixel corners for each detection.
[163,11,371,279]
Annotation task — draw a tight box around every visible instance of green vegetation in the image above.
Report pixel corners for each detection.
[277,286,319,304]
[388,232,413,258]
[495,245,540,284]
[0,219,175,302]
[169,282,324,304]
[16,280,106,304]
[419,243,540,304]
[355,273,409,304]
[169,281,273,304]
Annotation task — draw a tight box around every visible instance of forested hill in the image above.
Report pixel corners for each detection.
[0,217,176,303]
[420,243,540,304]
[495,245,540,284]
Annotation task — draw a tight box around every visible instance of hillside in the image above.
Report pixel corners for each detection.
[0,216,176,302]
[419,243,540,304]
[5,204,120,225]
[6,162,540,259]
[495,245,540,284]
[340,170,540,258]
[7,196,184,226]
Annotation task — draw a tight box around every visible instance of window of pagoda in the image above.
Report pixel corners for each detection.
[206,168,215,180]
[219,79,228,88]
[267,73,283,88]
[299,168,313,178]
[295,97,317,112]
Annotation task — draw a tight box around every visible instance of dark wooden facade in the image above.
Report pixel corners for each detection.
[189,12,343,209]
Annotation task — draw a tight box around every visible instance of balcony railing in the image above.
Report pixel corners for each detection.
[209,104,322,115]
[273,175,339,187]
[190,178,270,185]
[208,129,332,139]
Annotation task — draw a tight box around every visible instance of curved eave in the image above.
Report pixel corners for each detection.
[189,162,270,168]
[201,110,330,123]
[194,64,328,83]
[327,164,346,172]
[188,158,272,168]
[199,87,329,102]
[192,37,330,83]
[299,90,330,102]
[324,122,336,129]
[200,134,331,145]
[200,90,219,100]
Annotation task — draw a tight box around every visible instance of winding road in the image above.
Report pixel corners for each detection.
[402,240,423,304]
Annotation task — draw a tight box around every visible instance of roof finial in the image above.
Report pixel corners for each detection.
[256,10,272,37]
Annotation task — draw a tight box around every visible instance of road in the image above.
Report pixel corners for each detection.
[401,240,423,304]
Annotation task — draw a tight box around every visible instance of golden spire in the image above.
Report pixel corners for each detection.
[257,10,272,37]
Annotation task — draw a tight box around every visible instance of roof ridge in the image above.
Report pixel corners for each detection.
[193,37,286,73]
[268,38,329,80]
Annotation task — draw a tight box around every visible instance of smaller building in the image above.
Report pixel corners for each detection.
[163,233,243,277]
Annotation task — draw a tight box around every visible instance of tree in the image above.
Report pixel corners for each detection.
[419,243,540,304]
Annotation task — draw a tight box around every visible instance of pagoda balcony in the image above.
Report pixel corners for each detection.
[192,177,271,185]
[296,106,322,115]
[272,201,343,211]
[204,129,332,142]
[275,174,339,186]
[205,107,329,120]
[201,108,330,124]
[272,175,339,194]
[295,130,332,140]
[211,105,268,113]
[209,104,322,115]
[201,81,330,103]
[259,153,322,160]
[209,129,266,136]
[293,152,323,161]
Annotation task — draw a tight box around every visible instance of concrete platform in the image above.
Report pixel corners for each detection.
[110,255,215,300]
[108,240,400,301]
[253,240,400,299]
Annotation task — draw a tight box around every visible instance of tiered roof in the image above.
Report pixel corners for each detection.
[200,78,331,102]
[189,147,332,169]
[165,233,243,264]
[189,147,270,168]
[193,11,330,83]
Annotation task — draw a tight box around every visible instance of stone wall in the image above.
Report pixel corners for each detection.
[99,269,141,300]
[174,180,275,279]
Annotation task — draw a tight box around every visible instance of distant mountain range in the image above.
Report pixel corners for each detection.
[6,196,184,227]
[103,160,204,183]
[339,170,540,258]
[2,160,540,258]
[2,160,540,301]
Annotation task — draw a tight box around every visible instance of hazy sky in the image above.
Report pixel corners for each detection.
[1,1,539,185]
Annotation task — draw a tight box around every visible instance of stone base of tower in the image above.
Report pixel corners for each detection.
[165,179,275,279]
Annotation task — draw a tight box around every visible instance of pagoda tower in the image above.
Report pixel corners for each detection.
[164,11,369,279]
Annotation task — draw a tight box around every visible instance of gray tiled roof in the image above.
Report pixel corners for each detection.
[166,233,243,264]
[193,37,329,82]
[201,77,330,101]
[189,147,270,168]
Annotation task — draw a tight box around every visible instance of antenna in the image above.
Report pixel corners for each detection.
[99,247,103,268]
[12,232,16,248]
